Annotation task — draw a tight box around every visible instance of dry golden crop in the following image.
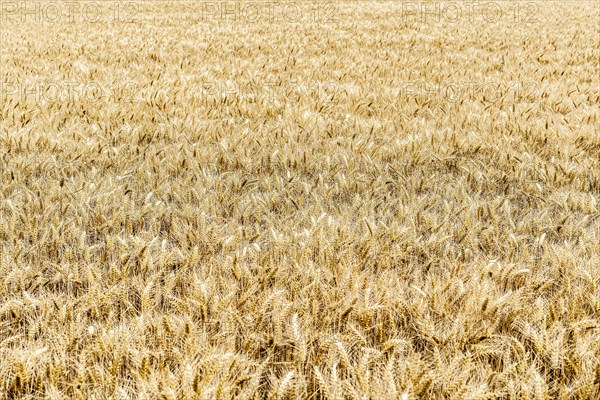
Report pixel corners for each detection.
[0,1,599,399]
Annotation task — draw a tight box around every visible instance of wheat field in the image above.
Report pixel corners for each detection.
[0,1,599,399]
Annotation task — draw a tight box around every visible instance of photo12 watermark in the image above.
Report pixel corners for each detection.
[0,1,139,23]
[198,80,339,104]
[400,81,541,104]
[200,2,339,24]
[401,2,540,24]
[1,81,141,104]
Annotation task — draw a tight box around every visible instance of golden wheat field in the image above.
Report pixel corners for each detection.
[0,0,599,399]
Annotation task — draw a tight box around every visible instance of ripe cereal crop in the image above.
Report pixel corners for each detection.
[0,1,599,399]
